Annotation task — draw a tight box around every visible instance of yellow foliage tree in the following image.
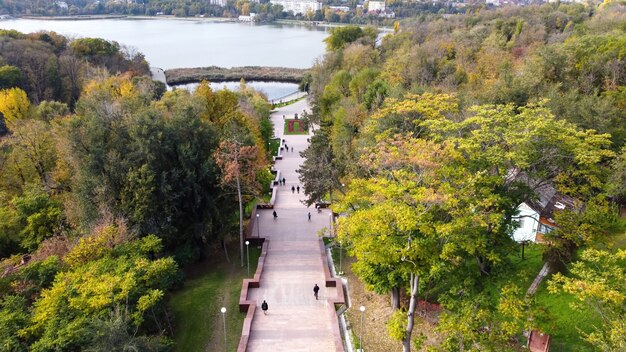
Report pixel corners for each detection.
[0,87,30,126]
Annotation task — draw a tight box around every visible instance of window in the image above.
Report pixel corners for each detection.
[538,223,555,234]
[518,218,525,228]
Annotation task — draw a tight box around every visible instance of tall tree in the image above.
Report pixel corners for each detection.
[214,139,265,266]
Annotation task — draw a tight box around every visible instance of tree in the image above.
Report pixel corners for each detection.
[549,249,626,351]
[324,25,377,51]
[335,135,452,352]
[298,128,343,206]
[0,65,22,89]
[214,139,265,266]
[0,87,30,127]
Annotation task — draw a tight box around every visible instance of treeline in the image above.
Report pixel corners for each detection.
[0,30,150,109]
[0,30,274,350]
[301,2,626,351]
[0,0,466,24]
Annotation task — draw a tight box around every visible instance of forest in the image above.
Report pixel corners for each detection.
[300,2,626,351]
[0,30,274,350]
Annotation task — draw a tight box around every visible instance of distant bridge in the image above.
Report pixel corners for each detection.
[164,66,310,85]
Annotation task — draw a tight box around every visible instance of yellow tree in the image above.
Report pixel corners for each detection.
[0,87,30,127]
[335,134,454,352]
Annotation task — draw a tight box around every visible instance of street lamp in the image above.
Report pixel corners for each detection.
[245,241,250,277]
[256,214,260,238]
[329,213,333,237]
[359,305,366,352]
[220,307,227,351]
[338,239,343,276]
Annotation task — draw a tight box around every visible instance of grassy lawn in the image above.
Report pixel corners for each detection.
[169,244,262,352]
[533,284,596,352]
[268,138,280,158]
[283,119,308,135]
[528,216,626,351]
[272,95,305,108]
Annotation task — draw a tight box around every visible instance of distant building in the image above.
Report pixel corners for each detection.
[271,0,322,15]
[367,0,385,11]
[238,13,257,21]
[486,0,501,5]
[209,0,228,6]
[329,5,350,11]
[55,1,69,9]
[378,9,395,18]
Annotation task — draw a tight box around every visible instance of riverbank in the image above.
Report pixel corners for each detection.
[165,66,309,85]
[13,15,392,31]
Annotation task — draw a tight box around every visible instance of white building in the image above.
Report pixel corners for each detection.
[209,0,228,7]
[238,13,257,21]
[511,183,572,243]
[367,0,385,11]
[271,0,322,15]
[329,5,350,12]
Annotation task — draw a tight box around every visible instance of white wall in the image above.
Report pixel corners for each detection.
[512,203,539,242]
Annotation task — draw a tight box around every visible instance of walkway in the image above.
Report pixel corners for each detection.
[246,98,340,351]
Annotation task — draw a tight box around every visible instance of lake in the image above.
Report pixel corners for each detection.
[0,17,328,99]
[0,18,329,69]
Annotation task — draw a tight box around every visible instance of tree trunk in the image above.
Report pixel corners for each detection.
[402,274,419,352]
[237,173,244,267]
[391,286,400,310]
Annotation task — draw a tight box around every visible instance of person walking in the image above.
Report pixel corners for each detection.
[285,143,289,151]
[261,300,269,315]
[313,284,320,300]
[273,210,277,220]
[297,186,300,194]
[282,177,286,185]
[291,186,295,194]
[291,147,293,152]
[308,212,311,221]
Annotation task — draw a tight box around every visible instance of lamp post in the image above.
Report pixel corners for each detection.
[329,213,333,237]
[359,305,366,351]
[338,239,343,276]
[245,240,250,277]
[256,214,260,238]
[220,307,227,351]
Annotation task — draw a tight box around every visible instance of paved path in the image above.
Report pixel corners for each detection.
[247,98,340,351]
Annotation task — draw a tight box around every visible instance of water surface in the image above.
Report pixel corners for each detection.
[0,18,329,69]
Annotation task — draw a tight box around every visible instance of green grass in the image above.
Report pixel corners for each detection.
[271,95,305,108]
[601,217,626,250]
[268,138,280,158]
[283,119,308,135]
[170,245,262,352]
[533,284,596,352]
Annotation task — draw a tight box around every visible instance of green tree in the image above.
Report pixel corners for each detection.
[324,25,377,51]
[0,65,22,89]
[549,249,626,351]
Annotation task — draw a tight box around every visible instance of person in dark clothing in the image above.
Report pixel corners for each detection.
[282,177,286,185]
[273,210,277,220]
[313,284,320,300]
[285,143,288,150]
[297,186,300,193]
[308,212,311,221]
[291,147,293,152]
[291,186,295,194]
[261,300,268,315]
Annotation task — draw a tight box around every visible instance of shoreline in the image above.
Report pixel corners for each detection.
[12,14,393,31]
[165,66,309,85]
